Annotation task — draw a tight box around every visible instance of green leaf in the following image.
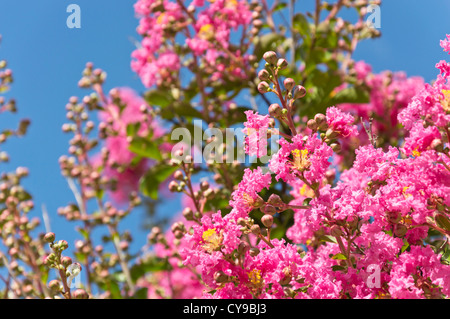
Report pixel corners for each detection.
[293,13,311,40]
[331,253,347,260]
[128,137,162,161]
[140,165,177,200]
[130,257,172,282]
[270,226,286,240]
[401,238,410,253]
[131,287,149,299]
[327,86,370,106]
[435,213,450,232]
[160,101,203,120]
[273,2,287,12]
[319,235,337,244]
[98,280,122,299]
[144,90,172,107]
[126,122,141,137]
[331,265,346,272]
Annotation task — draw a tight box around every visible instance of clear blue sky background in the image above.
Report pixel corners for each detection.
[0,0,450,255]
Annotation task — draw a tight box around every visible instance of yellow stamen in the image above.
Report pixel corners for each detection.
[201,228,222,252]
[198,24,214,40]
[402,186,412,199]
[242,192,255,207]
[290,149,311,172]
[156,13,166,25]
[299,183,315,198]
[248,269,262,286]
[412,147,421,158]
[441,89,450,113]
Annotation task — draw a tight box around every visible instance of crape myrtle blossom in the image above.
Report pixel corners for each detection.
[229,166,272,219]
[176,36,450,299]
[97,87,166,203]
[268,133,333,186]
[398,38,450,130]
[440,34,450,54]
[242,110,272,158]
[326,106,359,138]
[132,0,253,88]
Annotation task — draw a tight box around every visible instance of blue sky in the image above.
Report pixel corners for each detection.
[0,0,450,255]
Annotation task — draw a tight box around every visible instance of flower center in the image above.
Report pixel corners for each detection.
[248,269,263,287]
[201,228,222,252]
[291,149,311,172]
[198,24,214,40]
[441,89,450,113]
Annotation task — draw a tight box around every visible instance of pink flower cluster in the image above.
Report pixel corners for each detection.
[132,0,182,88]
[242,110,271,158]
[132,0,253,87]
[97,87,165,203]
[340,61,425,144]
[173,36,450,299]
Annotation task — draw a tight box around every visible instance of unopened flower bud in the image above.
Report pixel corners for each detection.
[279,267,292,285]
[257,81,270,94]
[48,280,62,292]
[258,69,270,81]
[431,138,444,152]
[277,58,288,70]
[251,224,261,235]
[330,142,342,153]
[325,128,340,140]
[249,247,260,257]
[214,270,230,284]
[393,224,408,238]
[267,194,283,207]
[283,78,295,91]
[307,119,318,131]
[59,240,69,251]
[314,113,327,127]
[330,225,343,237]
[168,181,179,192]
[200,180,210,191]
[261,214,274,228]
[182,207,194,221]
[61,256,72,268]
[173,170,184,181]
[44,232,55,243]
[73,288,89,299]
[293,85,306,99]
[269,103,282,118]
[263,51,278,65]
[385,211,401,224]
[263,204,277,216]
[238,241,250,255]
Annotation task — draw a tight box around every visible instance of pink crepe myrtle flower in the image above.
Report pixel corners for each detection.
[242,110,271,158]
[353,60,372,81]
[96,87,165,203]
[401,122,442,156]
[440,34,450,54]
[229,166,272,219]
[326,106,359,138]
[398,38,450,130]
[389,245,450,298]
[269,133,333,186]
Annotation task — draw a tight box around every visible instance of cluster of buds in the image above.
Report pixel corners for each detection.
[43,232,88,299]
[78,62,107,89]
[383,211,408,238]
[0,59,12,92]
[170,150,218,222]
[249,1,263,37]
[257,51,307,136]
[307,113,342,153]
